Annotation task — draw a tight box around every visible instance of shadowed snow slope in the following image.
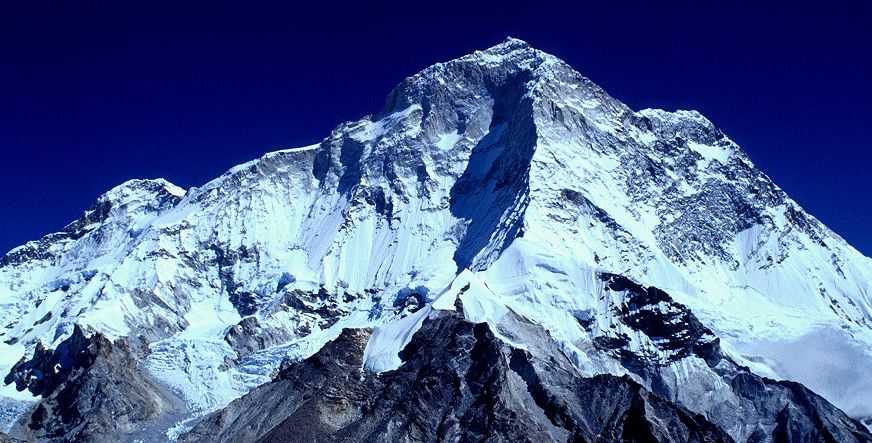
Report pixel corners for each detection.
[2,38,872,441]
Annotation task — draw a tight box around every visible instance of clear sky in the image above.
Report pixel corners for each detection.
[1,1,870,256]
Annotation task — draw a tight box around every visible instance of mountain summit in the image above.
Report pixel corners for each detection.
[2,38,872,441]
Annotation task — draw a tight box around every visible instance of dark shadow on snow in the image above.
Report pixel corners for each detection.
[449,74,537,271]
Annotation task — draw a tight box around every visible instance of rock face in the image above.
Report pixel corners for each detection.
[183,309,870,443]
[5,326,173,442]
[2,38,872,441]
[182,310,734,443]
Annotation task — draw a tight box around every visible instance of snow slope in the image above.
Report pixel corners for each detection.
[2,38,871,436]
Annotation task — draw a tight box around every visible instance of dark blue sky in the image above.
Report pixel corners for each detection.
[1,1,871,256]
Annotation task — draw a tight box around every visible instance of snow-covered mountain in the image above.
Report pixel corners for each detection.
[2,38,872,441]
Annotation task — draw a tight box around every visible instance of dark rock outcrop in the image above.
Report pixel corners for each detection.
[5,327,173,442]
[596,273,722,367]
[183,310,733,443]
[593,273,872,442]
[183,305,872,443]
[726,375,872,443]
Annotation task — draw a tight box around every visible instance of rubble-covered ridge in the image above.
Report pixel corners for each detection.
[2,37,872,440]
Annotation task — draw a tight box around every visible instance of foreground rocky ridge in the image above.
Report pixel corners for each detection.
[182,308,869,442]
[2,38,872,440]
[4,326,173,441]
[182,310,731,442]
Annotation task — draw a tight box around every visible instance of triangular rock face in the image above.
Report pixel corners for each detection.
[1,38,872,441]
